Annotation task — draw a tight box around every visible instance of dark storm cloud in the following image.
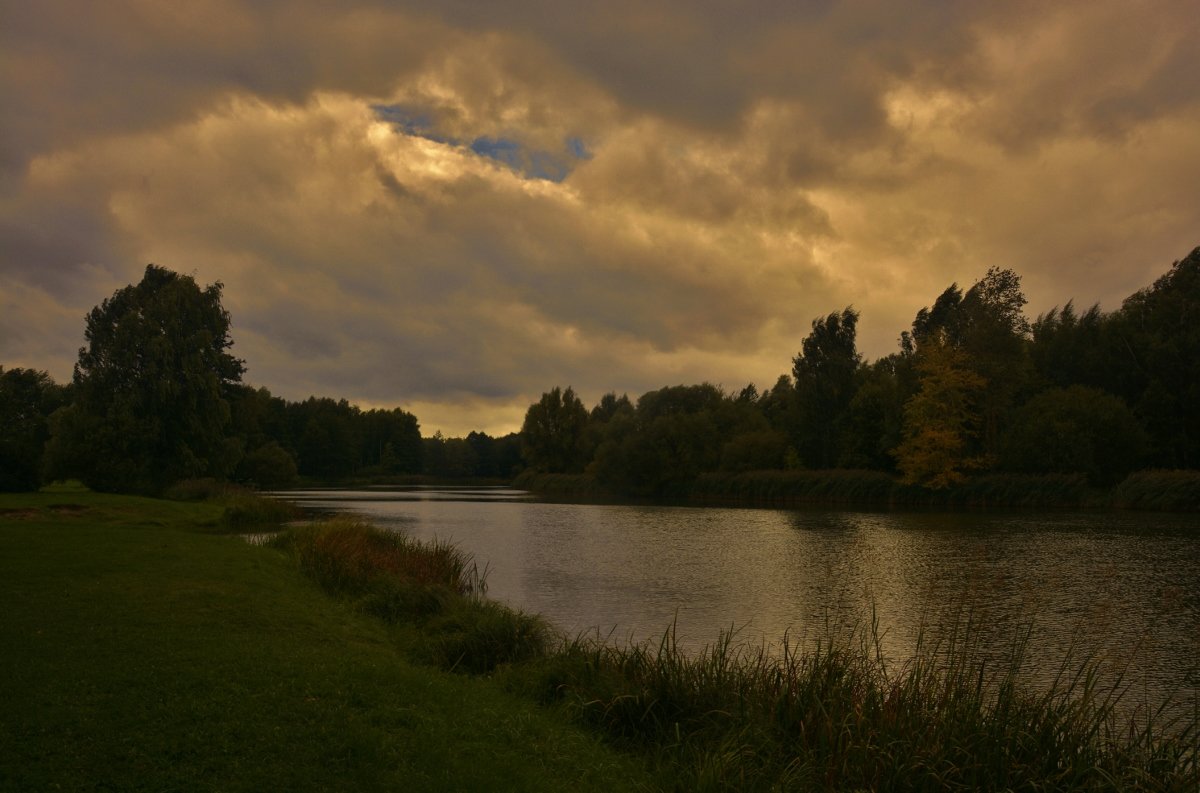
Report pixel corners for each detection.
[3,0,1199,434]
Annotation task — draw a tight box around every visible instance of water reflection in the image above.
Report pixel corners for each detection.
[276,489,1200,715]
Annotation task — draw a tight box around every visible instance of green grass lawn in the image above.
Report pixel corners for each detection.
[0,487,650,792]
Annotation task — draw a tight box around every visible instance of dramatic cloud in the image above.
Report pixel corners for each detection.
[3,0,1198,434]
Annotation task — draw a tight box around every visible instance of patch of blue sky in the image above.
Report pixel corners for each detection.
[371,103,589,183]
[566,136,592,161]
[469,136,587,182]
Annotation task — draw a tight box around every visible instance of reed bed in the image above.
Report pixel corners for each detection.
[277,517,551,673]
[1113,470,1200,512]
[515,617,1198,791]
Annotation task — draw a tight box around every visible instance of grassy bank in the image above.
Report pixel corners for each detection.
[0,489,650,791]
[517,469,1200,511]
[278,516,1198,792]
[8,491,1195,791]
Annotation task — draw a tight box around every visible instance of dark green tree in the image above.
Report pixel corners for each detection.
[837,356,907,470]
[521,386,589,473]
[238,440,298,489]
[590,384,743,496]
[0,367,68,491]
[1108,247,1200,467]
[1000,386,1147,485]
[44,265,244,493]
[792,307,862,468]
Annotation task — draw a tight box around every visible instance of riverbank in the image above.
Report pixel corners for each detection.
[277,514,1199,791]
[0,488,651,791]
[514,468,1200,511]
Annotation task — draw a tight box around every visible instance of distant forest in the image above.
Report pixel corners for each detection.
[1,247,1197,497]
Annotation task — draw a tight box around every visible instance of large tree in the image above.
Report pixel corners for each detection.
[792,307,862,468]
[45,265,245,493]
[1109,247,1200,468]
[521,386,589,473]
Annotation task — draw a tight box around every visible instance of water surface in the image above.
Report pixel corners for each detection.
[282,487,1200,713]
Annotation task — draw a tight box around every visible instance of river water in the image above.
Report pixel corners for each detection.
[280,487,1200,717]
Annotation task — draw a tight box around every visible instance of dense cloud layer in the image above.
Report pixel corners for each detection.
[3,1,1198,434]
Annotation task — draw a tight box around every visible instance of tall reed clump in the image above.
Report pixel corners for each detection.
[277,517,551,672]
[510,615,1198,792]
[1112,470,1200,511]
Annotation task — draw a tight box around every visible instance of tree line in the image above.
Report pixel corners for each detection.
[2,249,1196,495]
[519,247,1200,496]
[0,265,518,494]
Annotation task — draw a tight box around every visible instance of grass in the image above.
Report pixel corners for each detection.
[505,618,1199,791]
[0,489,652,792]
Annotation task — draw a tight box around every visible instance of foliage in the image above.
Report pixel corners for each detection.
[521,386,589,473]
[1001,385,1147,485]
[1111,246,1200,468]
[285,517,485,599]
[268,510,1198,790]
[590,383,754,497]
[719,429,788,473]
[893,342,988,487]
[44,265,244,494]
[236,439,299,489]
[0,367,67,491]
[791,307,862,468]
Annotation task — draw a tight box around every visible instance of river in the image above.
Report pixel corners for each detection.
[279,487,1199,717]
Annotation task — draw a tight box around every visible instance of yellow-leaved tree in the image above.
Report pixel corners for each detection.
[893,340,988,488]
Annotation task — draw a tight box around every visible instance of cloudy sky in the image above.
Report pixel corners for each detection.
[3,1,1198,436]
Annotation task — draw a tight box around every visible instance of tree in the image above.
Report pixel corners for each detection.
[893,341,988,488]
[792,307,862,468]
[0,367,68,491]
[901,268,1032,464]
[44,265,244,493]
[1108,247,1200,467]
[1000,386,1147,485]
[237,440,299,489]
[521,386,589,473]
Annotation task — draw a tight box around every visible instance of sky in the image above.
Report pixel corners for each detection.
[2,1,1198,436]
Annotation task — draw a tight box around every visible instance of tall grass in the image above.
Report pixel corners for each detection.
[277,517,551,673]
[1113,470,1200,511]
[511,615,1198,791]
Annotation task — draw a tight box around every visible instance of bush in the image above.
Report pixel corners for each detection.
[426,599,552,674]
[237,441,298,489]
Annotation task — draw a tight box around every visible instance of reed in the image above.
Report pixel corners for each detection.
[277,518,552,673]
[280,516,485,598]
[510,614,1198,791]
[1112,470,1200,511]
